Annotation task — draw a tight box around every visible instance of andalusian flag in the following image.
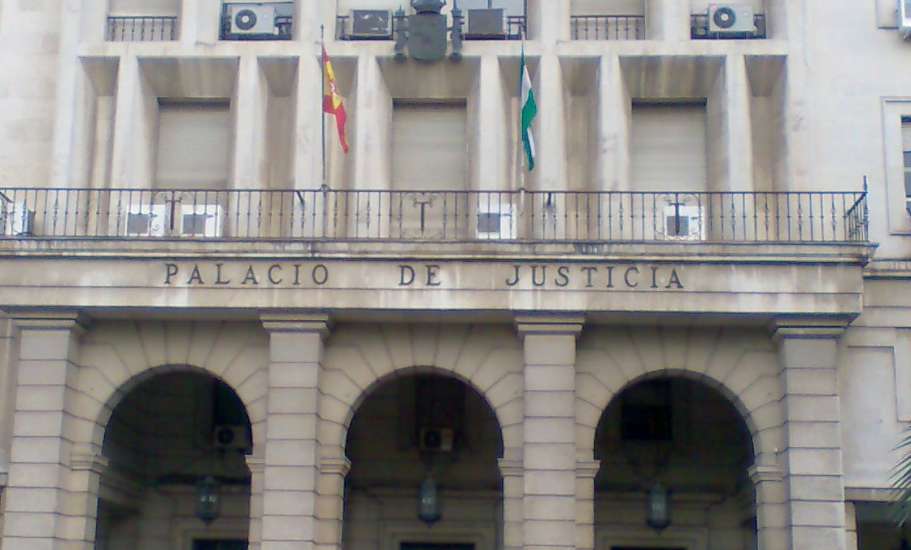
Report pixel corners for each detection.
[322,46,349,154]
[519,46,537,171]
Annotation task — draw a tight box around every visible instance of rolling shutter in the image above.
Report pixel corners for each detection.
[108,0,180,15]
[392,102,467,190]
[903,118,911,196]
[631,103,707,192]
[156,101,231,189]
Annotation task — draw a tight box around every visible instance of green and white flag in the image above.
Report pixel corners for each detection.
[519,46,537,172]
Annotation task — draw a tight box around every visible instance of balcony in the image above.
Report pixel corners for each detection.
[571,15,645,40]
[220,2,293,41]
[0,188,868,245]
[336,4,526,41]
[106,15,179,41]
[691,12,767,39]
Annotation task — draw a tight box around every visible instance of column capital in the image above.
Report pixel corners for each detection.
[576,459,601,479]
[515,313,585,338]
[246,455,266,474]
[70,445,109,475]
[769,316,852,341]
[748,463,784,485]
[7,309,89,333]
[261,311,332,337]
[498,457,525,478]
[320,455,352,477]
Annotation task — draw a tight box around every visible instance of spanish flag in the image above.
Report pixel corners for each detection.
[322,47,349,154]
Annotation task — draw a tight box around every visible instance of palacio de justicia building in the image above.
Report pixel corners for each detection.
[1,1,911,549]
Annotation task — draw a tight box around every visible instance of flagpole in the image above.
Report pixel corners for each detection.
[320,24,327,190]
[519,27,527,192]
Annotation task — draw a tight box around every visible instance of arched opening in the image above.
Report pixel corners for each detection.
[343,372,504,550]
[594,376,757,550]
[95,370,253,550]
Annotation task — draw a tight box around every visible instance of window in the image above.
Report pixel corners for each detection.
[156,100,231,189]
[107,0,179,41]
[903,117,911,213]
[631,102,707,192]
[392,101,467,190]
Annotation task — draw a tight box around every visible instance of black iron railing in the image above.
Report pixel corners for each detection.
[571,15,645,40]
[106,16,178,42]
[0,189,868,244]
[335,13,526,41]
[220,2,293,41]
[691,13,767,39]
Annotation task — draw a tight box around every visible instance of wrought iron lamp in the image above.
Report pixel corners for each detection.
[646,481,671,532]
[418,471,442,525]
[195,475,222,524]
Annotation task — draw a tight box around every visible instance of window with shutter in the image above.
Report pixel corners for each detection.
[155,100,231,190]
[392,101,467,190]
[631,102,707,193]
[902,118,911,210]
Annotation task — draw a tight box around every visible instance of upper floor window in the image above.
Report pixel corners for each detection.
[107,0,180,41]
[156,100,231,190]
[631,102,707,193]
[220,1,294,40]
[903,117,911,213]
[392,101,467,190]
[570,0,646,40]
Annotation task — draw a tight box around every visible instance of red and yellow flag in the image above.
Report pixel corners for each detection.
[322,47,349,154]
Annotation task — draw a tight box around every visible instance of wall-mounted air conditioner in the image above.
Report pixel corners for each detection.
[662,204,705,241]
[466,8,505,38]
[2,201,36,236]
[179,204,224,238]
[213,425,250,451]
[124,203,167,237]
[350,10,392,39]
[901,0,911,38]
[708,4,755,35]
[477,202,515,240]
[228,5,277,36]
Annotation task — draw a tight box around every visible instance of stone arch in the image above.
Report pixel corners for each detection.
[319,323,524,456]
[575,326,783,465]
[73,320,269,456]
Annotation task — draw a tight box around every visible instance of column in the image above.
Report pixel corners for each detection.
[724,54,754,192]
[314,455,350,550]
[516,314,584,550]
[1,311,97,550]
[597,54,631,192]
[247,453,265,550]
[576,459,600,550]
[750,464,788,550]
[260,313,331,550]
[844,501,858,550]
[499,452,525,550]
[772,318,850,550]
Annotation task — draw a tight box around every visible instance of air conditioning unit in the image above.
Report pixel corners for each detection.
[213,425,250,451]
[350,10,392,39]
[1,201,35,236]
[228,5,277,36]
[662,204,705,241]
[124,203,168,237]
[178,204,224,238]
[466,8,505,38]
[901,0,911,38]
[419,427,454,453]
[708,4,755,34]
[477,202,515,240]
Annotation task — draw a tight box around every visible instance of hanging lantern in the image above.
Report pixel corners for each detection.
[646,481,671,532]
[195,475,221,525]
[418,473,442,525]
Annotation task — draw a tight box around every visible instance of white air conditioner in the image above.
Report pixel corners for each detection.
[229,5,277,36]
[477,202,516,240]
[662,204,705,241]
[178,204,224,238]
[2,201,35,236]
[124,203,167,237]
[213,425,250,451]
[350,10,392,39]
[708,4,755,34]
[901,0,911,38]
[419,427,454,453]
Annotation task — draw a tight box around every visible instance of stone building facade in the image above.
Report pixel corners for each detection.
[0,1,908,549]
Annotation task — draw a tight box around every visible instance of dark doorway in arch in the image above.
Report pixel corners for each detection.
[193,540,248,550]
[343,373,504,550]
[94,371,253,550]
[594,377,756,548]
